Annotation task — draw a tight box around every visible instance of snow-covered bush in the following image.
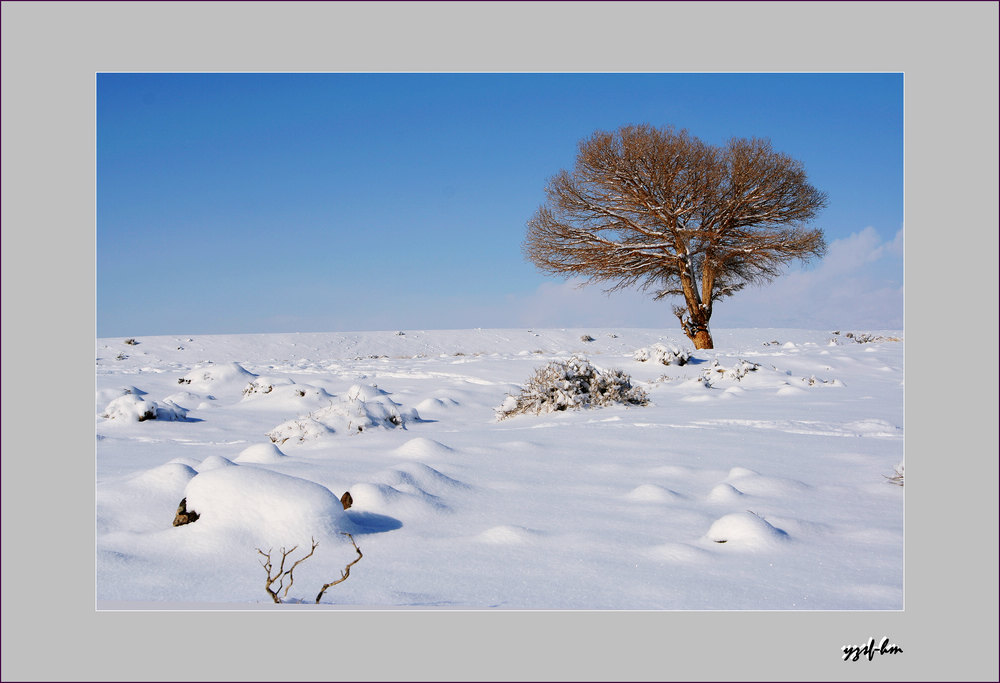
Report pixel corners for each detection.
[833,331,902,344]
[154,400,189,421]
[178,362,257,390]
[496,357,648,420]
[242,377,285,397]
[267,417,333,444]
[633,343,690,366]
[801,375,841,387]
[267,384,419,444]
[580,334,595,342]
[722,360,760,381]
[885,462,904,486]
[101,394,189,422]
[703,359,760,384]
[102,394,157,421]
[241,377,332,402]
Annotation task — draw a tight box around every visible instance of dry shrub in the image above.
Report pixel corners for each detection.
[497,357,648,420]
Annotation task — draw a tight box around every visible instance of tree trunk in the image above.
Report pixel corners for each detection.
[676,317,714,349]
[674,302,715,349]
[674,306,715,349]
[672,261,715,349]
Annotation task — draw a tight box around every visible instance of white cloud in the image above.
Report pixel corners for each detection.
[503,227,904,331]
[711,226,904,330]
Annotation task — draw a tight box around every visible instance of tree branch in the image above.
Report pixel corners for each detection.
[256,538,318,604]
[315,533,363,604]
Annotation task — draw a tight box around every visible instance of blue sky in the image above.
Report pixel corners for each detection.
[97,73,903,337]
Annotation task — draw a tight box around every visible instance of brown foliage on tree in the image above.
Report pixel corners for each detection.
[524,125,828,349]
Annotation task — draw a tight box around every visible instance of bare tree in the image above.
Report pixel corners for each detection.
[524,125,827,349]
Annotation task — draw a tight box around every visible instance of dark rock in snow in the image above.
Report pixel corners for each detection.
[172,497,200,526]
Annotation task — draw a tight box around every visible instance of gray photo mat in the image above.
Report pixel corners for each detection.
[2,1,998,681]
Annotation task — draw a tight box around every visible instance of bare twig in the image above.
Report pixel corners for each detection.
[883,466,904,486]
[256,537,319,604]
[315,533,363,604]
[281,538,319,599]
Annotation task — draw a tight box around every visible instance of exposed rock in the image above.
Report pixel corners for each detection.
[172,497,200,526]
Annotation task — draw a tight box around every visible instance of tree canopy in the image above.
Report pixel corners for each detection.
[524,124,827,349]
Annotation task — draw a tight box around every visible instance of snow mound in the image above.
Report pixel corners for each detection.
[347,481,446,517]
[101,394,189,422]
[96,385,147,404]
[182,467,351,546]
[178,362,257,392]
[633,343,690,366]
[776,385,807,396]
[414,397,461,413]
[97,463,199,535]
[475,525,542,544]
[368,470,451,509]
[681,394,713,403]
[198,455,237,471]
[266,383,420,444]
[704,512,789,550]
[725,468,809,495]
[381,462,469,494]
[347,482,405,509]
[162,390,202,407]
[625,484,684,502]
[235,442,288,463]
[130,462,199,492]
[168,456,202,469]
[394,437,454,459]
[707,482,745,503]
[346,384,392,401]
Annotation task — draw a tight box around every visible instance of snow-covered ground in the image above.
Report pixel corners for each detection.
[96,327,903,609]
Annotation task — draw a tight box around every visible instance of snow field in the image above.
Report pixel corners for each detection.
[96,328,903,608]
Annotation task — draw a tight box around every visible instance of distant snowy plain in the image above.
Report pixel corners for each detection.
[96,328,903,609]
